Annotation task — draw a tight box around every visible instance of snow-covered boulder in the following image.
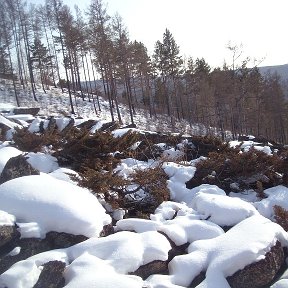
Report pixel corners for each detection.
[190,191,259,226]
[0,154,39,184]
[26,152,59,173]
[0,147,22,174]
[254,185,288,219]
[0,174,111,238]
[166,215,288,287]
[0,231,171,288]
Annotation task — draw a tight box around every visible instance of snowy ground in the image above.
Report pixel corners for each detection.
[0,82,288,287]
[0,80,218,136]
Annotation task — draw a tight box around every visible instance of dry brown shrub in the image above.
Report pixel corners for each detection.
[274,205,288,231]
[55,130,140,171]
[74,162,170,217]
[185,135,235,160]
[187,148,283,193]
[12,127,62,152]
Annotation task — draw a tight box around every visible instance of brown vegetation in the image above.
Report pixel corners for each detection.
[274,205,288,232]
[186,148,284,193]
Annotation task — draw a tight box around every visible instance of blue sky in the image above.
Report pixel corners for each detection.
[29,0,288,68]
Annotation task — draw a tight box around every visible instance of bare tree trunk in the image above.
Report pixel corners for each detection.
[90,53,101,111]
[42,18,57,87]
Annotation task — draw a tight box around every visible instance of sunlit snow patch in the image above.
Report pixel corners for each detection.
[254,185,288,219]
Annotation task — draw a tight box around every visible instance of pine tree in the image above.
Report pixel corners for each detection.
[153,28,182,118]
[30,38,53,92]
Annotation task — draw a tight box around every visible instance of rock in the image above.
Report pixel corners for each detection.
[0,154,40,184]
[100,224,114,237]
[60,118,75,135]
[33,261,66,288]
[99,121,119,132]
[0,231,87,274]
[45,231,88,249]
[131,260,168,280]
[0,123,10,139]
[13,107,40,116]
[47,116,57,131]
[76,119,98,130]
[121,123,137,129]
[0,237,51,274]
[0,225,20,257]
[227,241,285,288]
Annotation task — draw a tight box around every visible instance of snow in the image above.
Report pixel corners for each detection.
[6,114,35,122]
[27,118,43,133]
[0,87,288,287]
[64,253,144,288]
[229,140,273,155]
[0,231,170,288]
[191,191,259,226]
[0,260,42,288]
[0,174,111,238]
[165,215,288,287]
[26,152,59,173]
[159,217,224,246]
[55,117,71,131]
[49,167,79,183]
[17,222,42,239]
[0,210,15,226]
[117,207,224,246]
[163,162,196,201]
[114,158,156,178]
[254,185,288,219]
[68,231,171,273]
[0,115,22,130]
[112,128,142,138]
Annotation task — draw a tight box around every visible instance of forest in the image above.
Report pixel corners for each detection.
[0,0,287,143]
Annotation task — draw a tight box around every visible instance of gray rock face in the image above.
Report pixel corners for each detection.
[0,231,87,275]
[33,261,66,288]
[0,154,40,184]
[131,260,168,280]
[0,225,20,255]
[227,241,285,288]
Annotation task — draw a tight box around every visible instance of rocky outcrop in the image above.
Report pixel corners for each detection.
[33,261,66,288]
[227,241,285,288]
[45,231,88,249]
[0,225,20,256]
[131,260,168,280]
[13,107,40,116]
[99,121,119,132]
[0,154,40,184]
[76,119,98,130]
[0,230,87,275]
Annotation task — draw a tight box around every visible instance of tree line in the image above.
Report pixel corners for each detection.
[0,0,287,143]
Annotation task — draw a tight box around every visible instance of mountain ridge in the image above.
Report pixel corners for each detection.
[259,63,288,80]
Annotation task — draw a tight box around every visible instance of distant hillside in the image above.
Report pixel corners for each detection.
[259,63,288,81]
